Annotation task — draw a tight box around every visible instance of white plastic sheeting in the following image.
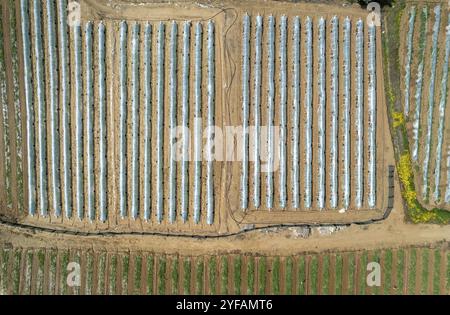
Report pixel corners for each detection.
[403,7,416,117]
[422,6,441,200]
[434,14,450,203]
[412,7,428,163]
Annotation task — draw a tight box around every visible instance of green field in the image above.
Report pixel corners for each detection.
[0,245,447,295]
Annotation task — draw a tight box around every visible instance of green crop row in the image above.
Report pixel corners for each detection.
[0,246,447,295]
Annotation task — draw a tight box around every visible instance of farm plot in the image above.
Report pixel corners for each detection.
[401,3,450,210]
[0,243,447,295]
[0,0,394,234]
[7,0,227,234]
[238,14,380,212]
[225,3,393,225]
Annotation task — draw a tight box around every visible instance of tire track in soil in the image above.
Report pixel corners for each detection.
[404,248,409,295]
[204,257,210,295]
[83,250,90,295]
[18,249,26,294]
[190,256,196,295]
[279,256,285,295]
[117,254,123,295]
[439,248,447,294]
[292,255,299,295]
[317,254,323,295]
[415,247,422,294]
[255,256,261,295]
[391,249,397,295]
[305,255,310,295]
[42,249,50,295]
[129,253,136,295]
[0,248,7,295]
[383,249,397,295]
[104,252,111,295]
[179,255,186,295]
[427,248,434,294]
[329,254,336,295]
[141,254,148,295]
[420,248,429,295]
[405,247,414,295]
[380,250,386,295]
[17,250,25,295]
[401,249,407,295]
[30,249,38,295]
[265,256,272,295]
[190,257,197,294]
[355,252,360,295]
[342,253,349,295]
[173,255,180,295]
[147,254,155,295]
[172,255,178,295]
[54,250,62,295]
[137,253,146,295]
[241,255,248,295]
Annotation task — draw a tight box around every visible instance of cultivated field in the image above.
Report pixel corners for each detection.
[0,242,448,295]
[0,0,449,297]
[400,2,450,209]
[379,0,450,224]
[227,5,391,226]
[0,0,395,234]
